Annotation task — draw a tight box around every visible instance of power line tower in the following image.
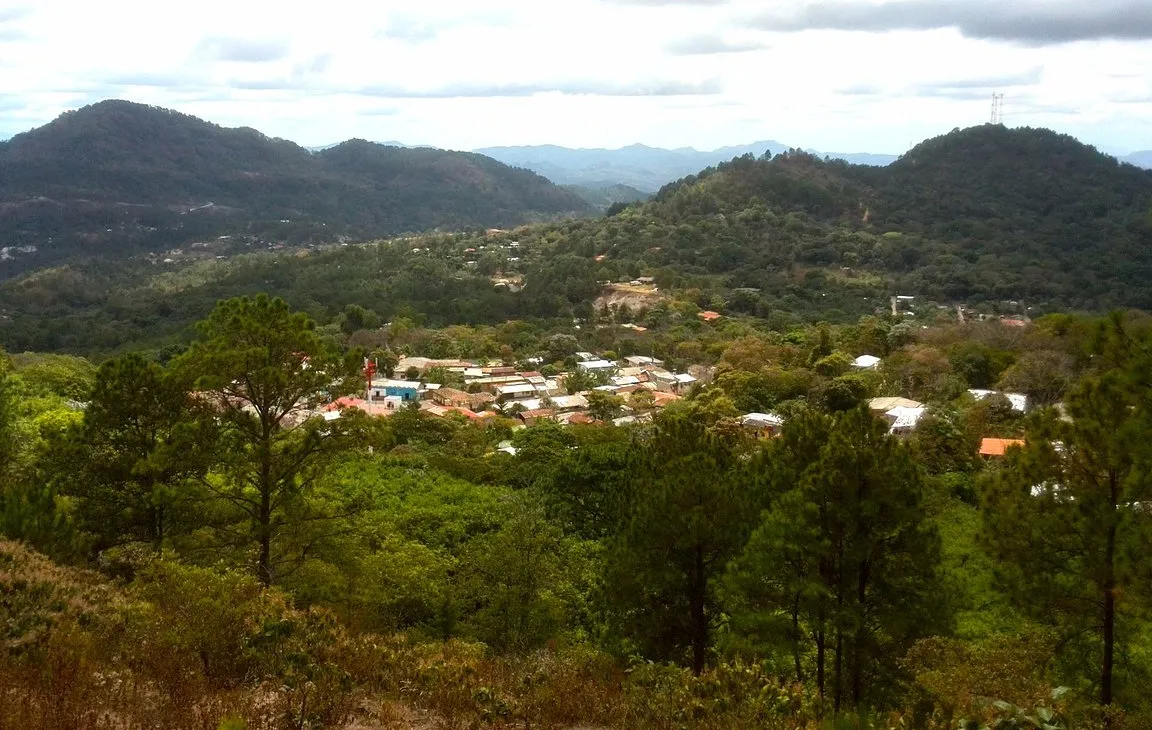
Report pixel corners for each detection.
[990,93,1005,125]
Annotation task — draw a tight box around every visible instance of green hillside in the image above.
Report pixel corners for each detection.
[3,124,1152,354]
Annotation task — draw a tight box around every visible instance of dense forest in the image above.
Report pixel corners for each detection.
[0,100,591,274]
[4,295,1152,729]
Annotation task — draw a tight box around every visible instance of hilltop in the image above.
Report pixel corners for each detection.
[574,124,1152,310]
[0,100,591,274]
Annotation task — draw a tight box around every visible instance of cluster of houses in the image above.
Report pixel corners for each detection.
[735,351,1032,458]
[321,353,700,427]
[319,344,1034,463]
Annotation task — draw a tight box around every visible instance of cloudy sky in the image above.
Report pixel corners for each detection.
[2,0,1151,154]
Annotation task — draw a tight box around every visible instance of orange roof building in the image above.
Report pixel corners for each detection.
[698,311,722,322]
[980,438,1025,457]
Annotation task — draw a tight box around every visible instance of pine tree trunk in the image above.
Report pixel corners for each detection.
[853,560,870,708]
[690,546,707,675]
[1102,471,1118,706]
[834,628,843,715]
[791,592,804,683]
[257,424,274,587]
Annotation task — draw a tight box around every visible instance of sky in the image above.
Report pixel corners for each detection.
[2,0,1151,155]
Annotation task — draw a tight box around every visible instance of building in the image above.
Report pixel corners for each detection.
[497,382,539,401]
[624,355,664,367]
[517,408,557,426]
[550,394,589,412]
[325,395,404,417]
[698,311,722,322]
[739,412,785,437]
[369,379,421,402]
[868,396,923,412]
[968,389,1028,413]
[885,406,926,435]
[432,387,477,410]
[980,438,1025,457]
[651,371,697,395]
[577,359,617,373]
[852,355,881,370]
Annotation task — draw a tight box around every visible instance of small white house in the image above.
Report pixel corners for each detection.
[852,355,882,370]
[497,383,538,400]
[577,359,618,372]
[886,406,926,435]
[968,389,1028,413]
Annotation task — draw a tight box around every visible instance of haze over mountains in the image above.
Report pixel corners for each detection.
[474,143,900,192]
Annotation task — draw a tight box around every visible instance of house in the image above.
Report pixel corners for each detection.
[325,395,404,417]
[497,383,538,400]
[739,412,785,437]
[577,359,617,373]
[612,375,642,387]
[852,355,882,370]
[885,406,926,435]
[469,375,528,393]
[868,396,923,412]
[1000,318,1028,327]
[369,379,421,402]
[560,412,597,425]
[652,371,697,395]
[980,438,1025,458]
[651,391,682,408]
[968,389,1028,413]
[397,357,475,374]
[698,311,722,322]
[421,402,483,420]
[550,394,590,412]
[516,408,557,426]
[624,355,664,367]
[432,387,478,410]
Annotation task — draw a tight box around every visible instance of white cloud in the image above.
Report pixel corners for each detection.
[1,0,1151,154]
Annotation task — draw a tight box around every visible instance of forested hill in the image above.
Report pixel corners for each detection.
[0,100,591,274]
[585,124,1152,310]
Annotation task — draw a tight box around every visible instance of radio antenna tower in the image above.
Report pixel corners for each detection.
[990,93,1005,125]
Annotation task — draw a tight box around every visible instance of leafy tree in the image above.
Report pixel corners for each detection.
[9,353,96,401]
[996,349,1076,407]
[547,333,579,363]
[457,495,569,652]
[176,295,371,585]
[586,390,625,422]
[339,304,380,334]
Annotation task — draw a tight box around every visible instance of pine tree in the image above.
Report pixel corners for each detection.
[605,408,766,673]
[177,295,371,585]
[983,319,1152,706]
[728,406,944,711]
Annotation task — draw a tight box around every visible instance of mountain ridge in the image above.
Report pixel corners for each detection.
[0,100,591,275]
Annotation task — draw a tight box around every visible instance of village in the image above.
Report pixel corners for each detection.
[319,348,1030,461]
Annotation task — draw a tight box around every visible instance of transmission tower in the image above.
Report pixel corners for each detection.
[990,93,1005,125]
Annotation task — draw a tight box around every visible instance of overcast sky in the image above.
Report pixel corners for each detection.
[2,0,1151,154]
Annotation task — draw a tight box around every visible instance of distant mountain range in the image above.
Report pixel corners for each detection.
[1125,151,1152,169]
[473,143,900,192]
[0,101,590,274]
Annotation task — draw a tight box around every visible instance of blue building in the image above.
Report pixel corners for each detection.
[370,378,421,402]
